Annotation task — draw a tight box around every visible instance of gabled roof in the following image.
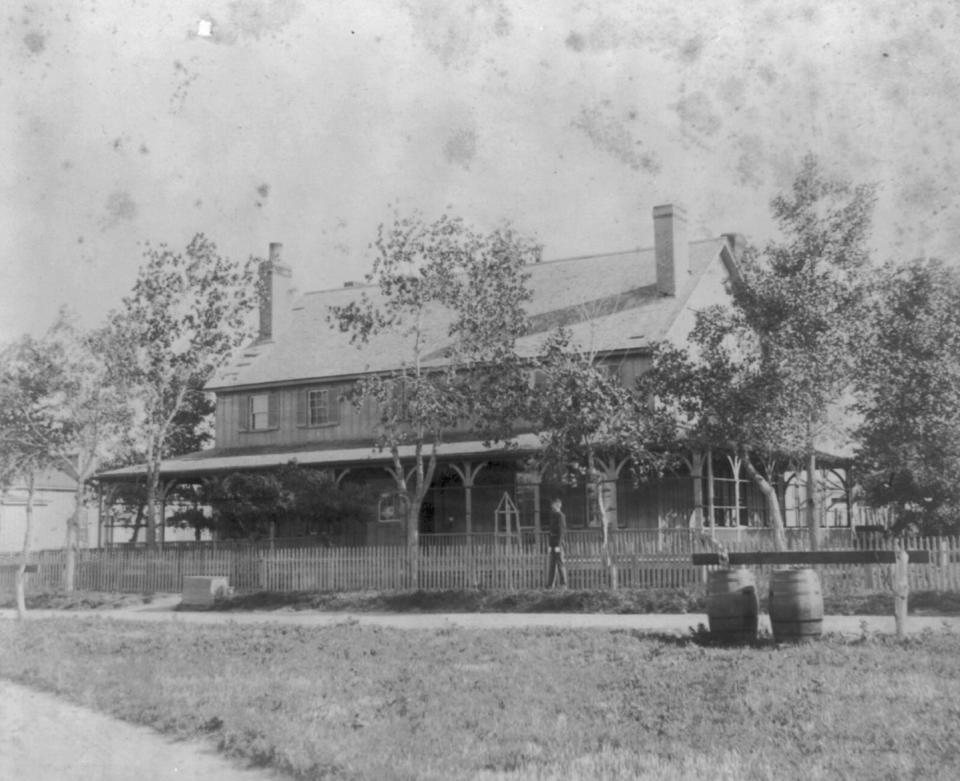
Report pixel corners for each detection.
[207,237,732,391]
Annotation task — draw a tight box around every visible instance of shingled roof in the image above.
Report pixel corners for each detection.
[207,222,735,391]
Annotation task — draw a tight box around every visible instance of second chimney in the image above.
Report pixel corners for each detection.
[653,204,690,296]
[258,242,293,341]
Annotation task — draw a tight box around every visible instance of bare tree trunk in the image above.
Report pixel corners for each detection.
[389,448,423,591]
[589,453,617,590]
[741,451,787,552]
[16,473,36,619]
[63,482,83,593]
[405,498,419,590]
[128,501,146,543]
[145,461,160,547]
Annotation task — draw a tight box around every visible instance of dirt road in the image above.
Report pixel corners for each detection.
[5,596,960,635]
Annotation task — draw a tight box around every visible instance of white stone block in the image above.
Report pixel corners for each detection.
[182,576,232,607]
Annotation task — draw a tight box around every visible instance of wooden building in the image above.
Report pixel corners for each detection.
[0,466,93,553]
[99,205,800,542]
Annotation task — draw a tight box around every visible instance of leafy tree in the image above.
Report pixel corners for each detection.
[201,471,291,540]
[100,379,215,544]
[0,311,128,594]
[646,155,876,548]
[331,211,540,585]
[729,155,876,546]
[0,336,63,616]
[279,466,377,540]
[200,465,377,541]
[855,258,960,533]
[644,311,792,549]
[105,234,258,546]
[0,460,41,619]
[530,327,675,582]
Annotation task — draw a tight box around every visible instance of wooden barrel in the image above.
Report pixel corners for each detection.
[769,568,823,642]
[706,568,759,643]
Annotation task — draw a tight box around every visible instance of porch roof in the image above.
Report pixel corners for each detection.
[96,434,542,483]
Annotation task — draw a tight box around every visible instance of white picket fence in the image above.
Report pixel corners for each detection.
[2,530,959,595]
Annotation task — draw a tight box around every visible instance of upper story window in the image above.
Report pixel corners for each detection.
[246,392,278,431]
[297,387,340,427]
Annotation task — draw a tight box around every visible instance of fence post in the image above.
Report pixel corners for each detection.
[893,546,909,640]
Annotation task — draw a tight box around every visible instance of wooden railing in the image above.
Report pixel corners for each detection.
[3,531,960,596]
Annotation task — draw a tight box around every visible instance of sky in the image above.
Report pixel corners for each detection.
[3,0,960,343]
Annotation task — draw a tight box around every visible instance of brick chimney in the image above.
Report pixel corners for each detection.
[258,242,293,341]
[653,204,690,296]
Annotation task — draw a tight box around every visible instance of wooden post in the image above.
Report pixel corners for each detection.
[689,451,704,531]
[706,449,715,540]
[96,482,104,549]
[726,453,742,531]
[806,449,819,551]
[893,546,909,640]
[450,461,487,537]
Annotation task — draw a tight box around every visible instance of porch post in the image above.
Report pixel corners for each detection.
[516,463,544,534]
[450,461,487,536]
[726,453,743,531]
[689,450,704,531]
[807,450,820,551]
[706,449,715,539]
[96,482,104,549]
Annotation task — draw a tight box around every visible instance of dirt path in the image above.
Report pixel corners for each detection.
[0,679,286,781]
[5,597,960,635]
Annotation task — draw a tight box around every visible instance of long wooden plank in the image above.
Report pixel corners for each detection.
[692,550,931,566]
[0,564,38,574]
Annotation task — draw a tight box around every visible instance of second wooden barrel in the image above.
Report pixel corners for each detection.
[769,568,823,642]
[706,568,759,643]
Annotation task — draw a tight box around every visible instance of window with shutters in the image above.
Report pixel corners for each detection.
[297,387,340,427]
[246,392,278,431]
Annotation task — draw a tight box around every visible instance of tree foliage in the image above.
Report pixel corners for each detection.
[198,465,377,541]
[644,155,877,547]
[529,327,676,583]
[105,234,258,545]
[0,332,69,614]
[0,310,129,591]
[331,211,540,584]
[729,154,876,455]
[855,258,960,533]
[531,328,675,485]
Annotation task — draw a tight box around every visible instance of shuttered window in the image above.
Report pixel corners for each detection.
[247,393,278,430]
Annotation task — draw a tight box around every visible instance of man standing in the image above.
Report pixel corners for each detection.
[547,497,567,588]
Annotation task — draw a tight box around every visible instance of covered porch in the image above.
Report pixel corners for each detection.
[95,439,869,548]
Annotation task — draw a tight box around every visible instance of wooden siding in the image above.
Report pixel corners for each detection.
[215,354,655,452]
[216,384,387,450]
[615,354,653,392]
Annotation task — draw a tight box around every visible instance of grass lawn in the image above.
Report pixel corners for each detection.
[204,587,960,616]
[6,587,960,615]
[2,618,960,779]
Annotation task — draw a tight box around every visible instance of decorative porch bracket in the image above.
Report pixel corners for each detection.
[449,461,488,535]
